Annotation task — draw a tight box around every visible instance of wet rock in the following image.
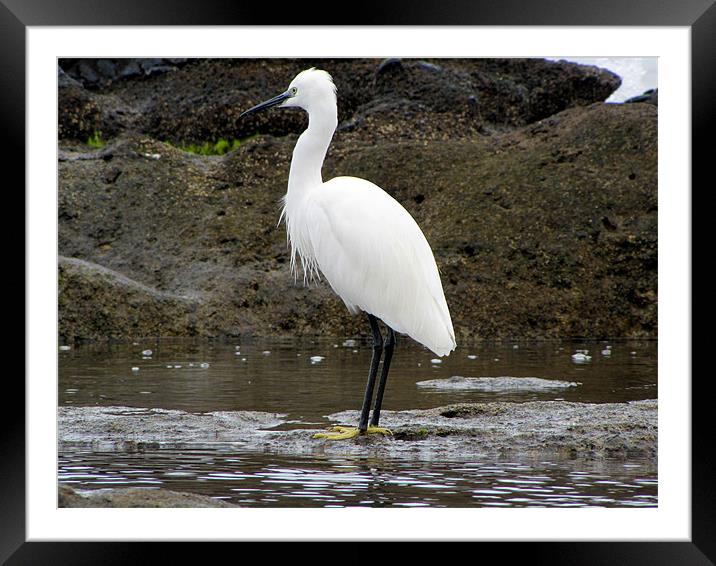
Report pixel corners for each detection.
[58,65,82,89]
[625,88,658,106]
[58,485,236,507]
[58,400,656,460]
[58,405,285,451]
[316,399,657,459]
[375,57,403,76]
[416,376,580,391]
[373,59,472,115]
[60,58,188,89]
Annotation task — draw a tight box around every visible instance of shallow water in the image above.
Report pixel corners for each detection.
[58,338,657,507]
[59,450,656,508]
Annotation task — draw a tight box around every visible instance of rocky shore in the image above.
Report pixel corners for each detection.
[58,58,657,342]
[58,484,237,508]
[58,399,657,460]
[57,397,657,507]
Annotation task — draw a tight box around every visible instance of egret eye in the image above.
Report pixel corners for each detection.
[291,87,298,95]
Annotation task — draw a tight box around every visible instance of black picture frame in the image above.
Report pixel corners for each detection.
[7,0,708,562]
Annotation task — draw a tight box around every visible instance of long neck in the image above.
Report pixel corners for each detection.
[287,105,337,199]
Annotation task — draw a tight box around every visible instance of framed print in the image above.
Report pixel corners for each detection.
[8,0,710,562]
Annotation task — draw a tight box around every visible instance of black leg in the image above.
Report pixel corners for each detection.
[370,327,395,427]
[358,314,383,432]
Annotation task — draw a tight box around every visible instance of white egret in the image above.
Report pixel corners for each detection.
[241,68,456,440]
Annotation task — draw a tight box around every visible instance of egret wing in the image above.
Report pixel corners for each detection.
[307,176,455,356]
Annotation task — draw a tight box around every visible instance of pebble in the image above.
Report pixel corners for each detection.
[572,353,592,362]
[467,354,477,360]
[310,355,325,363]
[430,358,442,364]
[142,349,153,356]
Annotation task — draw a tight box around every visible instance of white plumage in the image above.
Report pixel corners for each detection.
[286,175,455,355]
[272,68,455,357]
[241,67,456,438]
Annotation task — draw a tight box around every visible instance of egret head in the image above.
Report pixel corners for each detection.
[240,68,337,118]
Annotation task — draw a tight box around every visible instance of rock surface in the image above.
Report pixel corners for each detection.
[58,400,657,459]
[416,375,580,391]
[58,256,200,339]
[58,58,657,342]
[625,88,658,106]
[58,405,285,451]
[58,484,236,507]
[58,58,621,141]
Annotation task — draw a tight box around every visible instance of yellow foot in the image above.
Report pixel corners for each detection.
[312,425,393,441]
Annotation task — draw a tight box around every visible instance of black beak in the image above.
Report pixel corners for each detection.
[240,91,292,118]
